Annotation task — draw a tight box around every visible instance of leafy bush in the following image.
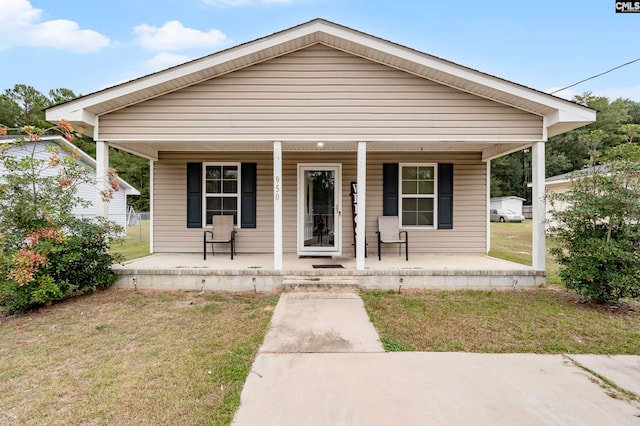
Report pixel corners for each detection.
[0,218,122,314]
[0,123,122,315]
[549,143,640,303]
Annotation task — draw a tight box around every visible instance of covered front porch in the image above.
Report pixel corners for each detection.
[113,253,543,291]
[45,19,596,291]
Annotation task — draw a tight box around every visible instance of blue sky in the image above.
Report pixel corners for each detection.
[1,0,639,101]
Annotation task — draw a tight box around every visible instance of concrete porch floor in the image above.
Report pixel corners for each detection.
[113,253,544,291]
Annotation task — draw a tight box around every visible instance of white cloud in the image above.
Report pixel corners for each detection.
[203,0,307,7]
[133,21,228,51]
[0,0,110,52]
[145,53,191,70]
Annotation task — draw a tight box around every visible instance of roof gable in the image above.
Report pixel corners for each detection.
[97,44,544,144]
[46,18,595,139]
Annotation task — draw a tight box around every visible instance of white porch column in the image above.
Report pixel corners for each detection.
[356,141,367,270]
[95,140,109,218]
[149,160,154,254]
[486,159,491,253]
[273,141,283,270]
[532,141,546,271]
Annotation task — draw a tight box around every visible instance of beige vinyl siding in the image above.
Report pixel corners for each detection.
[154,152,274,253]
[100,44,542,142]
[153,151,486,255]
[367,152,486,255]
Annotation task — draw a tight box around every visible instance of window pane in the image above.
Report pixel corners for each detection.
[206,211,214,225]
[222,180,237,194]
[402,197,435,227]
[417,212,434,226]
[402,198,417,211]
[401,165,437,227]
[402,180,417,194]
[402,166,417,179]
[206,198,222,210]
[418,198,434,211]
[206,180,221,194]
[223,166,238,180]
[418,181,434,194]
[417,166,434,180]
[206,166,221,179]
[402,212,417,226]
[222,197,237,211]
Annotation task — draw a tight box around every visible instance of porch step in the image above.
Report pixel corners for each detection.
[282,276,360,292]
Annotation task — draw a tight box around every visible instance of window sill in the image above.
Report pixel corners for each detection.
[400,226,437,230]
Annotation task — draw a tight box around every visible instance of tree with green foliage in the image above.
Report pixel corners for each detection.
[491,93,640,198]
[621,123,640,143]
[0,84,149,211]
[48,88,78,105]
[0,122,123,315]
[110,147,150,211]
[0,84,51,129]
[548,142,640,304]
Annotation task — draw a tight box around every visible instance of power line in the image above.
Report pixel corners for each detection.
[551,57,640,94]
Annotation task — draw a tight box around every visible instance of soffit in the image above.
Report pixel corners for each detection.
[110,140,526,154]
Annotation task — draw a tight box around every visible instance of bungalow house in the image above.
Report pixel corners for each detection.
[0,135,140,231]
[45,19,595,288]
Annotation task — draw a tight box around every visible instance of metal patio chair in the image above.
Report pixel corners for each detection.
[203,215,236,260]
[377,216,408,261]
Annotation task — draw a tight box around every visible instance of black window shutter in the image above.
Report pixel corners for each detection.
[383,163,399,216]
[438,163,454,229]
[186,162,202,228]
[241,163,257,229]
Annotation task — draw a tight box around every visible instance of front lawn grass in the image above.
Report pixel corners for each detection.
[112,219,150,261]
[489,220,561,284]
[362,289,640,354]
[0,288,278,425]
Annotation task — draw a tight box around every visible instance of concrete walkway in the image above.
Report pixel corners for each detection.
[259,292,384,353]
[233,292,640,425]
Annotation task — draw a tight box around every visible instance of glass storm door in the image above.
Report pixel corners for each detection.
[297,165,341,256]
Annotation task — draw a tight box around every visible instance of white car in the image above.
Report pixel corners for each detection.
[490,209,525,223]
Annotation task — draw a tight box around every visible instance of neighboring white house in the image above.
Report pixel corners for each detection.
[545,171,573,219]
[490,196,526,216]
[545,165,610,220]
[0,135,140,230]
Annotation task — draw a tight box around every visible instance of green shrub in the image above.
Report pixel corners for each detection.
[0,125,123,315]
[549,143,640,304]
[0,218,122,314]
[551,229,640,304]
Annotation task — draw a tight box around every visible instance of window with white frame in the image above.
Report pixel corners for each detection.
[203,163,240,226]
[400,164,436,227]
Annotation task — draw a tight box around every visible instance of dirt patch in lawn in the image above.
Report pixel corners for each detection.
[0,288,279,426]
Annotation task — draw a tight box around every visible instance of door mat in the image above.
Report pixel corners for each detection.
[312,264,344,269]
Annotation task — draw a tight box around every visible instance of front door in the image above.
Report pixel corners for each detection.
[297,164,342,256]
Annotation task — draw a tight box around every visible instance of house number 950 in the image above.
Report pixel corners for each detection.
[275,176,280,200]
